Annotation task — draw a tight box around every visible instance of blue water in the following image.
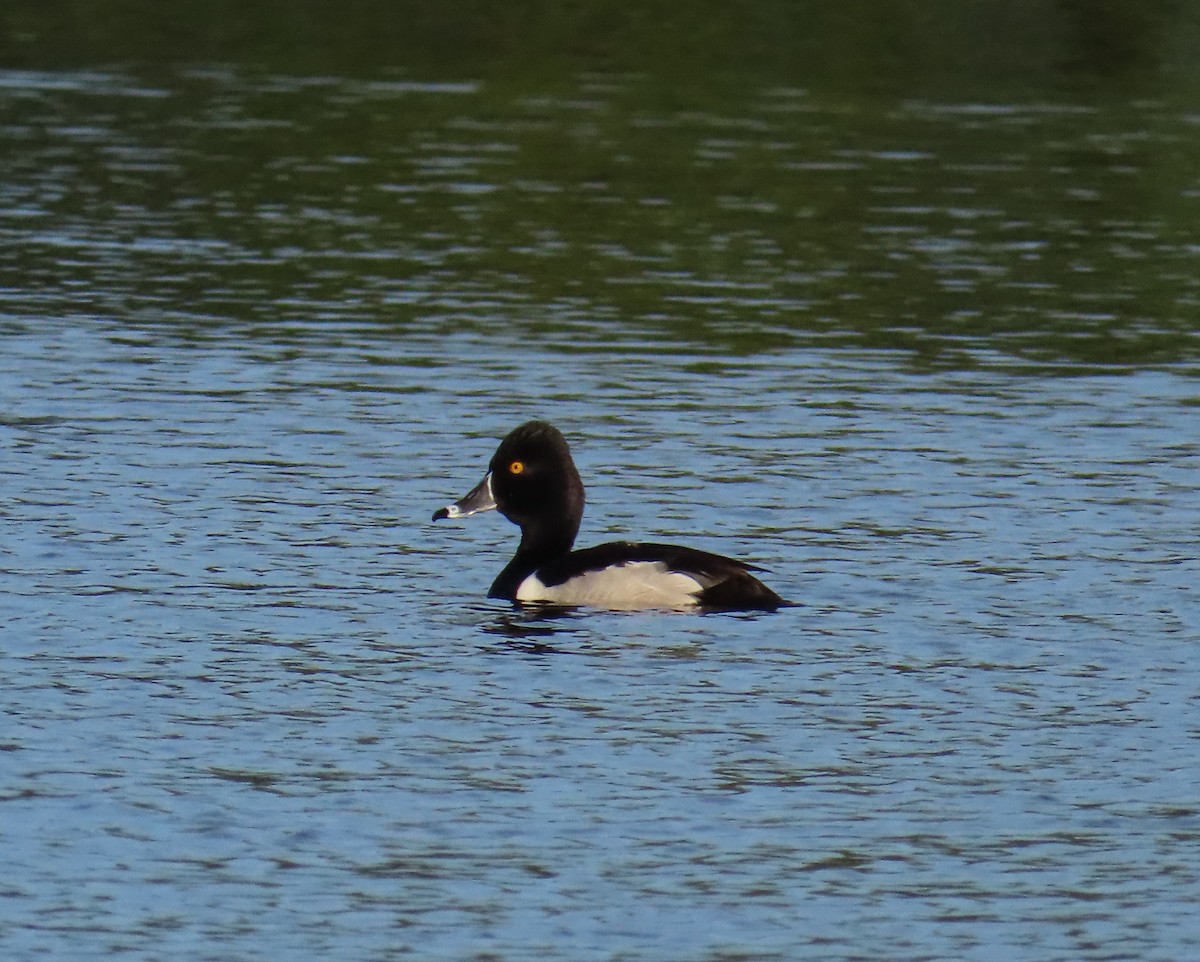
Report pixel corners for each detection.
[3,316,1198,961]
[4,50,1200,961]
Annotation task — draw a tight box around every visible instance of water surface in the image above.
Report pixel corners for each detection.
[2,22,1200,962]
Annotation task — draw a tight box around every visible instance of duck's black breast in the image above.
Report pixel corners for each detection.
[505,540,785,611]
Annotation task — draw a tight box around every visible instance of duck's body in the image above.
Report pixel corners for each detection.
[499,540,781,611]
[433,421,785,612]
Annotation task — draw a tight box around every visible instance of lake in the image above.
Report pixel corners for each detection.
[2,5,1199,960]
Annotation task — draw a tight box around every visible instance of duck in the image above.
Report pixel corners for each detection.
[432,421,785,611]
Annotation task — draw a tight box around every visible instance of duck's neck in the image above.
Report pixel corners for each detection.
[488,519,578,600]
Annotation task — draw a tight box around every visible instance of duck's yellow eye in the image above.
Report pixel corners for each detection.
[509,460,525,475]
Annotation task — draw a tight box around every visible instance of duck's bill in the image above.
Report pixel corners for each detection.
[432,472,496,521]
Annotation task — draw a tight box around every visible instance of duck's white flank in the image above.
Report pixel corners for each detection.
[515,560,708,610]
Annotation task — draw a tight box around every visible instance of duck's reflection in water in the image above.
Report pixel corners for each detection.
[478,605,588,654]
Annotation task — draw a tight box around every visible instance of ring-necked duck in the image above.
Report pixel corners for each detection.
[433,421,785,611]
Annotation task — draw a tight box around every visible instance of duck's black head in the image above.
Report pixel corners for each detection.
[489,421,585,551]
[433,421,586,557]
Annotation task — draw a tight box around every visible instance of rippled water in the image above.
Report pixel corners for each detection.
[3,60,1200,962]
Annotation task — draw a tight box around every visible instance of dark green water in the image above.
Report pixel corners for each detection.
[4,1,1200,367]
[2,5,1199,961]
